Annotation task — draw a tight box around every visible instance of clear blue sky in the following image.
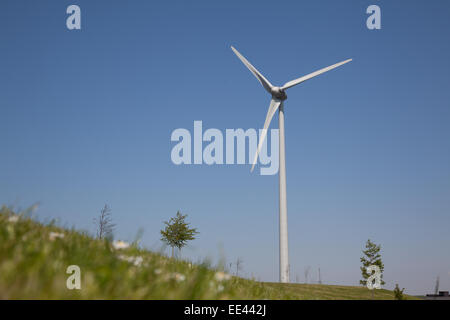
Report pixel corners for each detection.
[1,0,450,295]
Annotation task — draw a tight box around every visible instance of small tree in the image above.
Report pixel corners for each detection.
[360,239,385,287]
[393,284,405,300]
[160,211,199,258]
[94,204,115,240]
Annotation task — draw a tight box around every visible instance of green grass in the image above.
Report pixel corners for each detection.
[263,283,419,300]
[0,206,419,300]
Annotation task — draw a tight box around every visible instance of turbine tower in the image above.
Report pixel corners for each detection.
[231,46,351,283]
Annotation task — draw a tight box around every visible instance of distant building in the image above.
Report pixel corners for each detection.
[424,291,450,300]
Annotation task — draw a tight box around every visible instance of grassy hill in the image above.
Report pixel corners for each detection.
[263,283,419,300]
[0,206,419,300]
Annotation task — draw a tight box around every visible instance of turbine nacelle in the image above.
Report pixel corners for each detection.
[270,87,287,101]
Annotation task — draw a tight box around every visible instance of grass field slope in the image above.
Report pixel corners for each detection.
[0,206,419,300]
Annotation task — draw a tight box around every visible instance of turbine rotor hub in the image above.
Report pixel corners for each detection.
[271,87,287,101]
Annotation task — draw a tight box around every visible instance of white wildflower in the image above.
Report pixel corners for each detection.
[49,231,65,241]
[117,254,143,266]
[117,254,127,261]
[132,256,143,266]
[112,240,130,250]
[8,215,19,223]
[217,284,224,292]
[214,271,231,282]
[154,268,162,275]
[171,272,186,282]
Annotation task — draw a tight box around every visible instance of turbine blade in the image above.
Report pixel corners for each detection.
[251,98,282,172]
[282,59,352,90]
[231,46,273,94]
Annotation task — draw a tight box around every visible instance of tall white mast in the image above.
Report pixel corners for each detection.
[278,103,289,282]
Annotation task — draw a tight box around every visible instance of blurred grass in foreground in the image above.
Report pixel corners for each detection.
[0,206,419,300]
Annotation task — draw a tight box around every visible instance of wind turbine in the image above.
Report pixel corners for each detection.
[231,46,351,283]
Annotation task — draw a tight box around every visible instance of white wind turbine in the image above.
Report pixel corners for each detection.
[231,46,351,283]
